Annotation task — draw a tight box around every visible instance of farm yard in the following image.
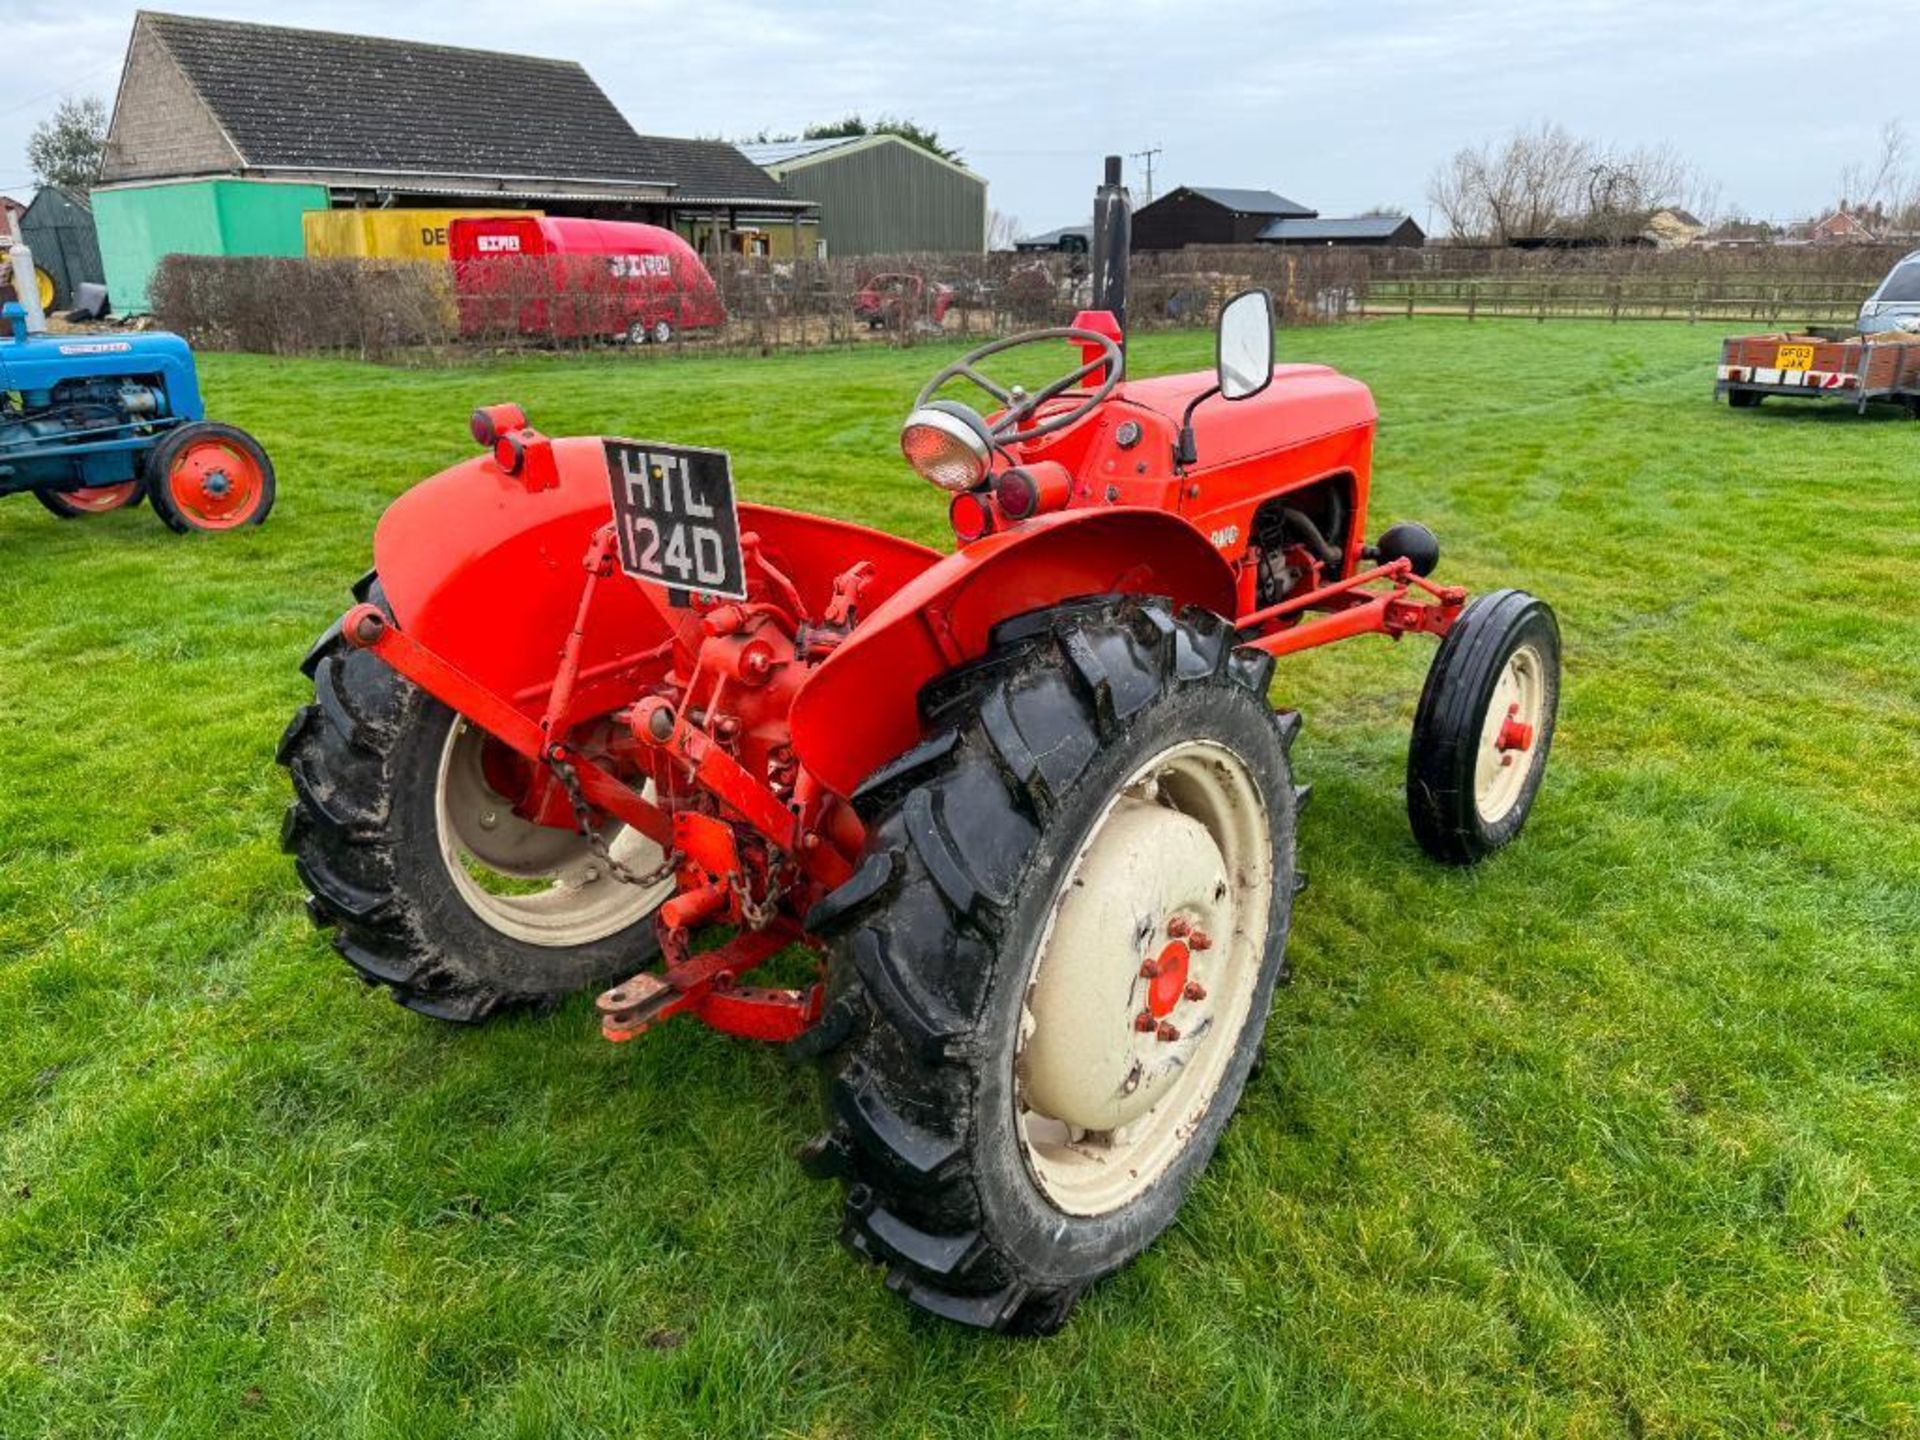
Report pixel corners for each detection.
[1,318,1917,1437]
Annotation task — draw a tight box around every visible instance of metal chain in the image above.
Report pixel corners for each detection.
[729,867,784,931]
[548,751,680,889]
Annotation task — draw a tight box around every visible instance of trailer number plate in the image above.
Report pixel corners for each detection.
[1775,343,1816,372]
[604,440,746,599]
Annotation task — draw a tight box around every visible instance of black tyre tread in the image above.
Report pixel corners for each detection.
[1406,588,1559,865]
[805,595,1294,1333]
[279,579,653,1021]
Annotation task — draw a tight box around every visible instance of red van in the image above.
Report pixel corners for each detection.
[449,216,726,344]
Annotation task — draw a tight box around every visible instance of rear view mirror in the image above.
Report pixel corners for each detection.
[1217,290,1275,401]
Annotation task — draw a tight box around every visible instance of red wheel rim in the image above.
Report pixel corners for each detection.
[58,482,141,514]
[167,440,265,530]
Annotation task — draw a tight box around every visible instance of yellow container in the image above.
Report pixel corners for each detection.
[303,208,540,262]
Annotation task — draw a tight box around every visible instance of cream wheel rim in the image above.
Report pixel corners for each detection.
[1015,738,1274,1216]
[434,719,671,946]
[1473,642,1546,824]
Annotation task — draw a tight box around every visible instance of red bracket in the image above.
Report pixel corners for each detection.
[595,923,820,1043]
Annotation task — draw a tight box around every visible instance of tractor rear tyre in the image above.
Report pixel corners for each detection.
[1406,588,1560,865]
[35,481,145,518]
[146,422,276,533]
[278,578,670,1021]
[802,596,1301,1333]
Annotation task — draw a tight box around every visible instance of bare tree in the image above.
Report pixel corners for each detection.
[1428,123,1590,243]
[986,209,1023,251]
[1838,120,1919,231]
[1429,124,1714,244]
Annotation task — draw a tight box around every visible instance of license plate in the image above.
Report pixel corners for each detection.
[1775,342,1816,372]
[604,440,746,599]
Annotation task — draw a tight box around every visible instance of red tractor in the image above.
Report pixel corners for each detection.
[280,160,1559,1333]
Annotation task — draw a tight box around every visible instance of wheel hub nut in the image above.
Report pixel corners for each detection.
[1155,1021,1180,1042]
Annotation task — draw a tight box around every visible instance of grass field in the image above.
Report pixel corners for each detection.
[2,320,1917,1438]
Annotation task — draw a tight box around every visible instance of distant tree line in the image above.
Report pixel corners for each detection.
[1430,118,1920,245]
[740,114,961,163]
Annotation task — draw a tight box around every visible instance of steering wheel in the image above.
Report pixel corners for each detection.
[915,326,1124,442]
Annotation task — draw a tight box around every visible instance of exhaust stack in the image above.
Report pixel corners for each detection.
[1090,154,1131,344]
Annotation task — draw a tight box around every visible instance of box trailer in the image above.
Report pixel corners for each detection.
[304,208,538,263]
[449,216,725,345]
[1718,332,1920,415]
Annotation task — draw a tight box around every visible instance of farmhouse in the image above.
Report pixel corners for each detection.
[1809,207,1877,244]
[1644,206,1706,249]
[93,11,813,308]
[739,135,986,255]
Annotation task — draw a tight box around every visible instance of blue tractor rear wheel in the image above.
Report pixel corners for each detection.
[34,482,146,519]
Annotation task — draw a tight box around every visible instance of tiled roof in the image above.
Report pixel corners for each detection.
[139,11,801,205]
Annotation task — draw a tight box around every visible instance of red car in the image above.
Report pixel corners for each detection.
[450,216,725,345]
[852,271,954,330]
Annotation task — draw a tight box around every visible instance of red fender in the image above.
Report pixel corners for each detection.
[372,437,939,720]
[789,506,1239,799]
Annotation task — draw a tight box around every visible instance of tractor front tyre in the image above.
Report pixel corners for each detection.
[278,578,671,1021]
[145,422,276,533]
[1406,588,1560,865]
[35,481,145,519]
[802,596,1301,1333]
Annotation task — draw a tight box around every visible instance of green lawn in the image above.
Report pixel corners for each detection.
[2,320,1917,1438]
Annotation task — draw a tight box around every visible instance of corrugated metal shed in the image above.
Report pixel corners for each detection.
[1013,225,1091,253]
[18,188,104,309]
[741,134,985,256]
[1258,215,1424,247]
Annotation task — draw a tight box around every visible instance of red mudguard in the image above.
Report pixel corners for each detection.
[370,436,940,723]
[788,507,1239,798]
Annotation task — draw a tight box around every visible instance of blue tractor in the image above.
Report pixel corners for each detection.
[0,303,274,532]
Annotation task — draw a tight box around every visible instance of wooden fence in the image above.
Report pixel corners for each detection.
[1359,275,1871,325]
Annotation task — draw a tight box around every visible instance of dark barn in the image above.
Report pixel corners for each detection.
[1132,186,1316,250]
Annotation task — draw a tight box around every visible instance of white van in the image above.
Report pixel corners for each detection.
[1858,251,1920,334]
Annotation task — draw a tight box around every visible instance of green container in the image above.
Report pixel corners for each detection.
[92,179,329,313]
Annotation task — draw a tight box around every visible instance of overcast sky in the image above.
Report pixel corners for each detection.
[2,0,1907,232]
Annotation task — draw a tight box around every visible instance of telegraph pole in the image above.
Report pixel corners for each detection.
[1129,146,1163,206]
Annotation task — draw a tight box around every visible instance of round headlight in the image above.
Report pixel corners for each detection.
[900,404,992,492]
